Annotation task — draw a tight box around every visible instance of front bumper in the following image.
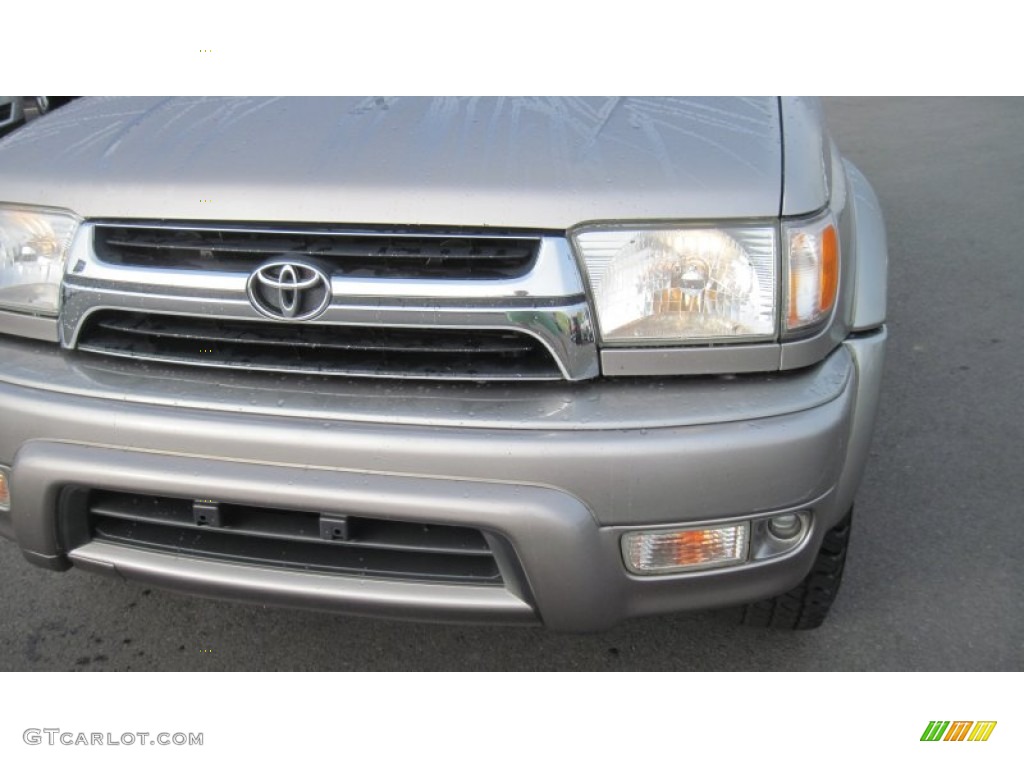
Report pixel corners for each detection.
[0,330,885,631]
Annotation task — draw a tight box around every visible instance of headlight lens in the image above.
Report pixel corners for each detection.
[0,205,79,315]
[784,211,839,333]
[574,225,776,343]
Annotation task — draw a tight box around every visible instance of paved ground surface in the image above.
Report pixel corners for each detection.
[0,98,1020,670]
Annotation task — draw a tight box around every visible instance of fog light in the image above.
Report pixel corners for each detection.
[0,467,10,512]
[622,522,749,575]
[750,510,811,561]
[768,512,802,540]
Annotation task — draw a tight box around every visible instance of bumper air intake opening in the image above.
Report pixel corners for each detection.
[59,488,504,586]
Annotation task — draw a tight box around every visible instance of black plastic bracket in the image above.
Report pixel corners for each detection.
[193,500,222,527]
[319,514,350,541]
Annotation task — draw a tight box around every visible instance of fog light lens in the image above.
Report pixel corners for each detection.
[768,512,802,540]
[622,522,749,575]
[0,467,10,512]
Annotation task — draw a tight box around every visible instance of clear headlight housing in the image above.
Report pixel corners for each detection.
[0,205,79,316]
[574,225,777,343]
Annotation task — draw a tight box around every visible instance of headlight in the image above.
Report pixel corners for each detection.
[574,225,777,343]
[0,205,79,316]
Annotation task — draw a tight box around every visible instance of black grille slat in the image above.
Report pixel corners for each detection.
[93,314,536,355]
[89,493,493,557]
[84,491,502,584]
[95,226,540,279]
[103,235,528,261]
[78,311,561,381]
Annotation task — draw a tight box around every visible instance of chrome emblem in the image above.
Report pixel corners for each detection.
[247,261,331,320]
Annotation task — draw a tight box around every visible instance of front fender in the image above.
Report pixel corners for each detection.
[844,160,889,330]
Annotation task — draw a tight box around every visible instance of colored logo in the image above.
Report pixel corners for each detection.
[920,721,997,742]
[247,261,331,320]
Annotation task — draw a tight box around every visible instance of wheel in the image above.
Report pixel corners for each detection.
[739,507,852,630]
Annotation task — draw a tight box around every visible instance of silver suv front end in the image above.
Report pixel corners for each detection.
[0,98,887,631]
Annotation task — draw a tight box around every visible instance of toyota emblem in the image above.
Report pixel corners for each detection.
[247,261,332,320]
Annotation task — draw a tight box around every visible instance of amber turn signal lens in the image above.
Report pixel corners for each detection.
[622,523,749,574]
[819,224,839,314]
[0,467,10,512]
[785,213,840,332]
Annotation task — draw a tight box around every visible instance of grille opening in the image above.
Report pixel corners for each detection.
[65,490,503,585]
[94,225,540,280]
[75,311,563,381]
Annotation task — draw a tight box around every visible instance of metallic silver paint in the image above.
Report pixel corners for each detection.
[833,329,887,514]
[780,97,832,216]
[0,309,58,342]
[0,97,782,229]
[70,541,539,625]
[0,340,884,631]
[844,161,889,330]
[0,333,852,431]
[9,441,848,630]
[601,343,781,376]
[77,504,834,630]
[0,340,868,535]
[0,96,889,628]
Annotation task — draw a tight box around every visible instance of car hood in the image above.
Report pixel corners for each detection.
[0,96,783,229]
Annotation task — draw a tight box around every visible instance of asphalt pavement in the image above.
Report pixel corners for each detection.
[0,97,1020,670]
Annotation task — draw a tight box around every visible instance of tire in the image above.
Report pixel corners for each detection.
[739,507,853,630]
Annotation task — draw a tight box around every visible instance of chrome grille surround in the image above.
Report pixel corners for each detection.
[60,222,599,381]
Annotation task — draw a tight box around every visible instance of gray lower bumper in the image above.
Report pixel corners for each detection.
[0,330,885,631]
